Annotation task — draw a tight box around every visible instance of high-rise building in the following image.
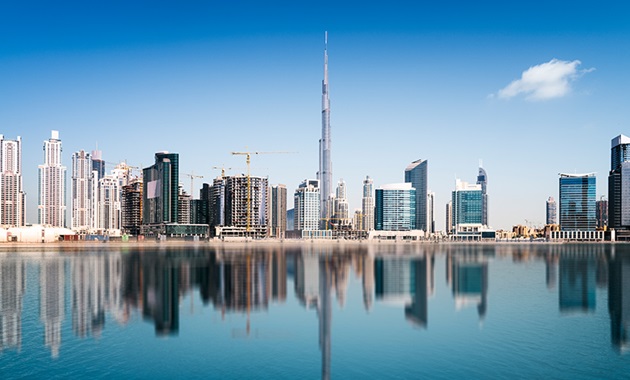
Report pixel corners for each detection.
[121,180,142,235]
[333,178,349,225]
[98,174,121,232]
[404,159,427,231]
[427,191,435,234]
[71,150,95,232]
[224,175,268,235]
[559,173,596,231]
[91,149,105,181]
[38,131,67,227]
[269,184,287,238]
[294,179,320,231]
[362,176,374,231]
[318,32,333,226]
[446,201,453,234]
[596,197,608,229]
[375,183,416,231]
[477,165,488,226]
[451,179,482,230]
[142,152,179,225]
[0,135,24,226]
[546,196,557,225]
[609,135,630,230]
[177,184,191,224]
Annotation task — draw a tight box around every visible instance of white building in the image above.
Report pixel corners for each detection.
[362,176,374,231]
[427,191,435,234]
[71,150,96,232]
[294,179,320,231]
[38,131,67,227]
[97,175,122,234]
[333,178,349,224]
[0,135,24,226]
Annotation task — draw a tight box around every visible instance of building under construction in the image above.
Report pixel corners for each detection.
[122,179,142,236]
[210,174,269,239]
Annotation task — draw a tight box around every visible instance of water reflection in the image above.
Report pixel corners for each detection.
[1,243,630,376]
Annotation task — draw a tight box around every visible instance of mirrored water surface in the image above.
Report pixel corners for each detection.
[1,243,629,379]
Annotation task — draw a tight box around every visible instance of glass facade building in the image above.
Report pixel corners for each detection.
[546,196,557,225]
[142,152,179,225]
[559,173,596,231]
[375,183,416,231]
[404,159,427,232]
[451,180,483,229]
[609,135,630,229]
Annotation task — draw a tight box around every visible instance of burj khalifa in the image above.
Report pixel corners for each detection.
[318,32,332,225]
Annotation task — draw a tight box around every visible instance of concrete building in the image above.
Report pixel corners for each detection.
[375,183,416,231]
[362,176,374,231]
[294,179,320,232]
[98,174,122,234]
[121,180,142,235]
[0,135,24,227]
[596,197,608,229]
[559,173,596,231]
[446,201,452,234]
[38,131,67,227]
[333,178,349,226]
[546,196,557,225]
[269,184,287,238]
[404,159,428,231]
[223,175,268,237]
[451,179,482,231]
[71,150,95,232]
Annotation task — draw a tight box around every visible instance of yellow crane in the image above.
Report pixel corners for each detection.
[231,151,295,232]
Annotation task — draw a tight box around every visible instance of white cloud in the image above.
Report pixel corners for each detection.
[498,59,594,101]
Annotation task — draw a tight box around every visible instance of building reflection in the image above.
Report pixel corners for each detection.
[40,257,65,358]
[0,257,24,353]
[609,246,630,353]
[559,247,597,314]
[447,248,490,320]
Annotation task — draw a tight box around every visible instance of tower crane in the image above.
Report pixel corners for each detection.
[231,151,295,232]
[183,172,204,198]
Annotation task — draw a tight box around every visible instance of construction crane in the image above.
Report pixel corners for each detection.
[183,172,204,198]
[231,151,295,232]
[212,166,233,178]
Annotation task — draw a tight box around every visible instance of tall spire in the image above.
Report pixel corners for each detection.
[319,31,333,226]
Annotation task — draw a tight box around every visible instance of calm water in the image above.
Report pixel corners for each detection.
[0,243,629,379]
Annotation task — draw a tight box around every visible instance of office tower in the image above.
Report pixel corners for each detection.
[546,196,557,225]
[559,173,596,231]
[404,159,427,231]
[609,135,630,229]
[427,191,435,234]
[294,179,320,231]
[38,130,67,227]
[362,176,374,231]
[477,165,488,226]
[318,32,333,225]
[333,178,349,224]
[0,135,24,226]
[122,180,142,235]
[451,179,482,230]
[446,201,452,234]
[224,175,268,234]
[375,183,416,231]
[208,177,226,230]
[142,152,179,225]
[270,184,287,238]
[71,150,95,232]
[596,197,608,229]
[91,149,105,181]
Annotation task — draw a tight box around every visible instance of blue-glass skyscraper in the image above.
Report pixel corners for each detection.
[404,159,427,231]
[559,173,596,231]
[375,183,416,231]
[477,165,488,226]
[609,134,630,230]
[451,179,483,230]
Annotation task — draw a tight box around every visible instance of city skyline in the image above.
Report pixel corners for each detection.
[2,2,630,229]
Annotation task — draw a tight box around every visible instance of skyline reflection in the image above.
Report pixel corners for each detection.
[0,243,628,375]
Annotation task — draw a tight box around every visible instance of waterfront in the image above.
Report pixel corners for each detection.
[0,243,629,379]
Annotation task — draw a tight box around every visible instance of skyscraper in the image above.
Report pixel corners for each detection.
[318,32,333,226]
[427,191,435,234]
[294,179,320,231]
[596,197,608,229]
[361,176,374,231]
[451,179,482,230]
[559,173,596,231]
[609,134,630,230]
[333,178,349,225]
[269,184,287,238]
[224,175,268,235]
[404,159,427,231]
[71,150,94,232]
[0,135,24,226]
[477,165,488,226]
[38,131,67,227]
[375,183,416,231]
[121,180,142,235]
[91,149,105,181]
[446,201,453,234]
[142,152,179,225]
[546,196,557,225]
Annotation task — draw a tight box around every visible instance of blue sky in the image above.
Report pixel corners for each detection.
[2,1,630,229]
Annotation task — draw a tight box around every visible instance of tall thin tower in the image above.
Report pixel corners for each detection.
[318,31,333,225]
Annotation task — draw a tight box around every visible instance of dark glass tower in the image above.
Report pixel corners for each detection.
[142,152,179,225]
[404,159,427,231]
[609,134,630,229]
[477,166,488,226]
[559,173,596,231]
